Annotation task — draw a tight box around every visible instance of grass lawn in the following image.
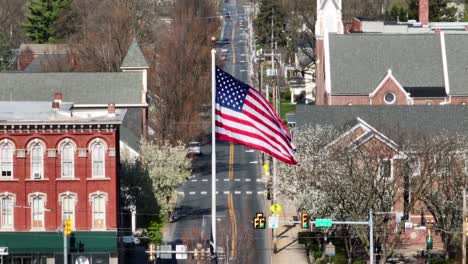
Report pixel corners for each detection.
[280,99,296,121]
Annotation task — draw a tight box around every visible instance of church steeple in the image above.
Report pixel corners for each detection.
[315,0,343,38]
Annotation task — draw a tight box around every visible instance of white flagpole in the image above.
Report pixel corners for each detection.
[211,48,217,255]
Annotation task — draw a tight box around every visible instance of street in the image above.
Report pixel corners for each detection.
[165,0,270,263]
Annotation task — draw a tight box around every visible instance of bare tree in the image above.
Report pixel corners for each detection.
[151,0,219,143]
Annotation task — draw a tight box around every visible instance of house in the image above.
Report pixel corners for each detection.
[1,39,149,158]
[16,44,73,72]
[314,0,468,106]
[296,104,468,253]
[0,98,125,264]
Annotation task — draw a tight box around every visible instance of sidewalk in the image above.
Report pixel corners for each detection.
[271,194,309,264]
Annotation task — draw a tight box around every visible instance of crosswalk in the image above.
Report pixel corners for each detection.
[178,190,266,195]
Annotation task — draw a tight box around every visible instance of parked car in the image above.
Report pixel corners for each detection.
[187,141,201,156]
[225,12,230,18]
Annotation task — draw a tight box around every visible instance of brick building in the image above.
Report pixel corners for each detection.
[0,99,126,264]
[314,0,468,106]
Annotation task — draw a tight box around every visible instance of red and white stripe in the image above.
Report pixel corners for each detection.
[215,86,297,165]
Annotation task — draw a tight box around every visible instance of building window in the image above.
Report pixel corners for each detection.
[30,142,44,179]
[0,194,14,229]
[91,192,107,229]
[0,142,13,178]
[92,142,105,178]
[60,193,76,227]
[61,142,74,178]
[31,194,45,229]
[379,159,392,178]
[384,92,396,104]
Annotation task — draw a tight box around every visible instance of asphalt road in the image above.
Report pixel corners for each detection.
[165,0,271,263]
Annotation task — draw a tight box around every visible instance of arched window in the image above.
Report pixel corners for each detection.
[92,142,105,178]
[30,194,45,229]
[61,142,74,178]
[90,192,107,229]
[0,194,15,229]
[0,141,13,178]
[30,142,44,179]
[60,192,76,228]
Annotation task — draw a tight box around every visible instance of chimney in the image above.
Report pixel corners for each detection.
[419,0,429,27]
[107,103,116,117]
[52,102,60,110]
[54,92,63,103]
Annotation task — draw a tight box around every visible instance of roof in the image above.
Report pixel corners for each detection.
[120,125,141,152]
[19,44,69,54]
[0,101,126,124]
[329,34,445,95]
[121,39,149,68]
[24,54,72,73]
[445,34,468,95]
[0,72,144,105]
[296,105,468,138]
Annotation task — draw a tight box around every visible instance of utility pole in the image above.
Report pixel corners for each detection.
[463,188,466,264]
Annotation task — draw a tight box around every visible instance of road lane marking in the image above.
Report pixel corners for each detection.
[240,61,245,63]
[216,179,219,181]
[201,191,207,195]
[177,191,185,195]
[234,179,240,182]
[246,191,253,194]
[189,191,196,195]
[256,179,262,182]
[249,161,258,164]
[234,191,241,194]
[191,179,198,182]
[224,191,230,194]
[245,179,251,182]
[241,54,246,56]
[245,149,254,152]
[240,69,247,72]
[216,191,219,194]
[229,143,234,180]
[224,179,230,181]
[202,179,208,182]
[257,191,264,195]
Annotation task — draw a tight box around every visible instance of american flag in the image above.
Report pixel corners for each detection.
[215,66,297,165]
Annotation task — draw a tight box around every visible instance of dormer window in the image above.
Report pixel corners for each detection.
[384,92,395,104]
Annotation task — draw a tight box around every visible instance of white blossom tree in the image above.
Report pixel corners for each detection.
[140,140,192,215]
[277,124,466,263]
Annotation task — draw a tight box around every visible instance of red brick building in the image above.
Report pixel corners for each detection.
[314,0,468,106]
[0,97,126,264]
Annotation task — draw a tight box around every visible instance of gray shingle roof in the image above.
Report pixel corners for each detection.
[445,34,468,95]
[121,39,149,68]
[296,105,468,138]
[0,72,143,105]
[329,34,445,95]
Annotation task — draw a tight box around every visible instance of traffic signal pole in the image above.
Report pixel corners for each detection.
[63,220,68,264]
[463,188,466,264]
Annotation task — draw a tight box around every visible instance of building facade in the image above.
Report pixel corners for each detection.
[0,99,125,264]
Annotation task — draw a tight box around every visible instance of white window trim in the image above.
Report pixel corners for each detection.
[59,192,77,228]
[28,192,47,231]
[0,192,16,231]
[89,191,108,230]
[384,92,396,104]
[378,158,394,180]
[0,139,15,179]
[28,139,45,180]
[59,139,76,179]
[90,139,106,178]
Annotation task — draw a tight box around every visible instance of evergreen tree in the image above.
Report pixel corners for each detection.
[22,0,72,43]
[255,0,287,47]
[407,0,457,22]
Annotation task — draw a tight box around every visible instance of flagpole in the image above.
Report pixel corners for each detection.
[211,48,217,257]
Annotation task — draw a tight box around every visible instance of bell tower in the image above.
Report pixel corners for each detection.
[315,0,343,38]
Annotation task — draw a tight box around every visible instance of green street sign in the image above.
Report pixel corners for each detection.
[315,218,333,227]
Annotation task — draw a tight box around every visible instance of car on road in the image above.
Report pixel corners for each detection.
[187,141,201,156]
[225,12,230,18]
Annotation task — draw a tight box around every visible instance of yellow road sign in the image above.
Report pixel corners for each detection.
[270,204,282,216]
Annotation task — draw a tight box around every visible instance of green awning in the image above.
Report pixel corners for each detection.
[0,231,117,254]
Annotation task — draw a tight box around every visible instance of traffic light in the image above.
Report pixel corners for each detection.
[465,216,468,236]
[253,213,266,229]
[64,217,72,236]
[148,243,156,261]
[301,213,309,229]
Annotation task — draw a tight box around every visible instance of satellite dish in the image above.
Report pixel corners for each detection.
[75,256,89,264]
